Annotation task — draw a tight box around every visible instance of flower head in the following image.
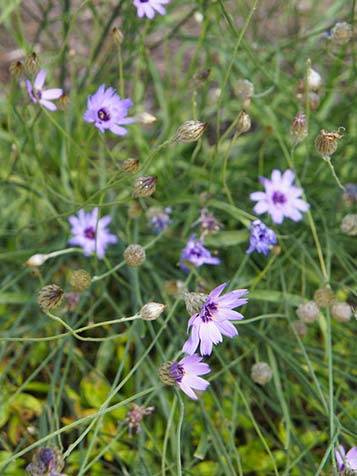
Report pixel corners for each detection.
[182,283,248,356]
[68,208,118,259]
[246,219,277,255]
[26,447,65,476]
[335,445,357,474]
[147,207,172,234]
[83,84,134,136]
[180,234,220,272]
[133,0,170,19]
[26,70,63,111]
[250,169,309,224]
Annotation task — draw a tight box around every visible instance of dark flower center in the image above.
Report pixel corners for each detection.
[140,0,150,2]
[200,302,217,322]
[35,90,42,99]
[169,362,184,383]
[84,226,96,240]
[97,108,111,121]
[272,191,287,205]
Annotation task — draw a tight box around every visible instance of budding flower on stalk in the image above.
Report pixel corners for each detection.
[250,362,273,386]
[25,253,48,267]
[133,176,157,197]
[237,110,251,135]
[111,26,124,45]
[315,129,343,160]
[120,158,140,174]
[124,244,146,266]
[307,67,322,92]
[38,284,64,311]
[174,120,207,143]
[290,113,308,145]
[140,302,166,321]
[69,269,91,292]
[24,52,40,75]
[331,22,353,46]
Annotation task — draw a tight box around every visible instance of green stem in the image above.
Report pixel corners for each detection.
[176,392,185,476]
[325,157,345,191]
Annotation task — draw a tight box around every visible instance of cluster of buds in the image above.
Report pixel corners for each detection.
[173,120,207,143]
[195,208,222,237]
[250,362,273,386]
[133,176,157,197]
[124,244,146,266]
[315,129,343,160]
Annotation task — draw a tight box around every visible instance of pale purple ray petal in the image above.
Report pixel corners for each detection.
[183,374,210,391]
[34,70,47,90]
[215,320,238,338]
[40,100,57,111]
[41,88,63,100]
[178,382,198,400]
[346,448,357,470]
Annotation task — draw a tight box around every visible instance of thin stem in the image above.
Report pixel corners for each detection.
[176,391,185,476]
[325,157,345,191]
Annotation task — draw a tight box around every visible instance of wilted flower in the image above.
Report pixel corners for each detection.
[133,176,157,197]
[296,301,320,323]
[290,113,308,145]
[180,234,220,272]
[38,285,64,311]
[124,244,146,266]
[332,302,352,323]
[246,220,277,255]
[331,22,353,46]
[341,214,357,236]
[174,120,207,143]
[26,447,65,476]
[159,354,210,400]
[140,302,165,321]
[133,0,170,19]
[195,208,221,236]
[69,269,91,292]
[124,403,155,436]
[26,70,63,111]
[146,207,172,234]
[250,169,309,224]
[335,445,357,474]
[251,362,273,386]
[314,287,335,307]
[182,283,248,356]
[83,84,135,135]
[68,208,118,259]
[315,129,343,159]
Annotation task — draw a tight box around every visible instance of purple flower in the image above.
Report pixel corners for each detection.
[335,445,357,473]
[68,208,118,259]
[180,234,220,272]
[246,219,277,255]
[250,169,309,224]
[182,283,248,356]
[83,85,135,136]
[133,0,170,19]
[147,207,172,234]
[26,447,65,476]
[169,354,210,400]
[26,70,63,111]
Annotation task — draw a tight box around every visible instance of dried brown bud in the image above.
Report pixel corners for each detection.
[58,94,70,111]
[159,361,176,385]
[332,302,352,322]
[24,52,40,75]
[25,254,48,267]
[135,112,157,124]
[314,287,335,308]
[290,113,308,145]
[250,362,273,386]
[315,129,343,159]
[69,269,91,292]
[340,214,357,236]
[331,22,353,46]
[183,291,207,315]
[296,301,320,323]
[174,120,207,143]
[133,176,157,197]
[140,302,166,321]
[237,110,251,134]
[120,158,140,174]
[112,27,124,45]
[124,244,146,266]
[9,61,25,78]
[38,284,64,311]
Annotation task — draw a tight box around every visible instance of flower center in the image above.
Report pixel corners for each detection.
[84,226,96,240]
[140,0,150,2]
[169,362,184,383]
[35,90,42,99]
[272,191,287,205]
[97,108,110,121]
[200,302,217,322]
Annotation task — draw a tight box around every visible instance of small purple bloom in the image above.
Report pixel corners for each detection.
[250,169,310,224]
[247,219,277,255]
[26,447,65,476]
[170,354,210,400]
[83,84,135,136]
[133,0,170,19]
[335,445,357,473]
[68,208,118,259]
[180,234,220,272]
[147,207,172,234]
[26,70,63,111]
[183,283,248,356]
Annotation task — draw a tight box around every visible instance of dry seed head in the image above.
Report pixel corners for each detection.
[250,362,273,386]
[315,129,343,159]
[140,302,166,321]
[331,22,353,46]
[331,301,352,322]
[307,67,322,92]
[314,287,335,307]
[183,291,208,315]
[120,158,140,174]
[293,320,308,337]
[290,113,308,145]
[124,244,146,266]
[174,120,207,143]
[25,253,48,267]
[296,301,320,323]
[340,214,357,236]
[24,52,40,75]
[133,176,157,197]
[38,284,64,311]
[237,110,251,134]
[9,61,25,78]
[135,112,157,124]
[159,361,176,385]
[69,269,91,292]
[111,27,124,45]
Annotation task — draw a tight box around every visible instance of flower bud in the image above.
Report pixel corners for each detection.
[340,214,357,236]
[315,129,343,159]
[140,302,166,321]
[290,113,308,145]
[111,27,124,45]
[69,269,91,292]
[174,120,207,143]
[24,52,40,75]
[293,320,308,337]
[58,94,70,111]
[9,61,25,78]
[183,291,207,315]
[314,287,335,308]
[331,302,352,322]
[331,22,353,46]
[120,158,140,174]
[237,110,251,134]
[38,284,64,311]
[124,244,146,266]
[159,361,176,385]
[133,176,157,197]
[307,67,322,91]
[296,301,320,323]
[25,253,48,267]
[250,362,273,386]
[135,112,157,124]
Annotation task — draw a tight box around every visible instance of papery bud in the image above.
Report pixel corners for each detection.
[237,110,251,134]
[9,61,25,78]
[69,269,91,292]
[135,112,157,124]
[331,301,352,322]
[25,253,48,267]
[315,129,343,159]
[307,67,322,91]
[124,244,146,266]
[343,184,357,206]
[111,27,124,45]
[159,361,176,385]
[290,113,308,144]
[38,284,64,311]
[250,362,273,386]
[183,291,207,315]
[120,158,140,174]
[293,320,308,337]
[296,301,320,323]
[24,52,40,75]
[58,94,70,111]
[235,79,254,101]
[128,200,142,219]
[331,22,353,46]
[174,120,207,143]
[314,287,335,308]
[133,176,157,197]
[340,214,357,236]
[140,302,166,321]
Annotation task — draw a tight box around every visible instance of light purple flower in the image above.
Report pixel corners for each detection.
[335,445,357,473]
[83,85,135,136]
[250,169,310,224]
[26,70,63,111]
[133,0,170,19]
[183,283,248,356]
[68,208,118,259]
[169,354,210,400]
[246,219,277,255]
[147,207,172,234]
[180,234,220,272]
